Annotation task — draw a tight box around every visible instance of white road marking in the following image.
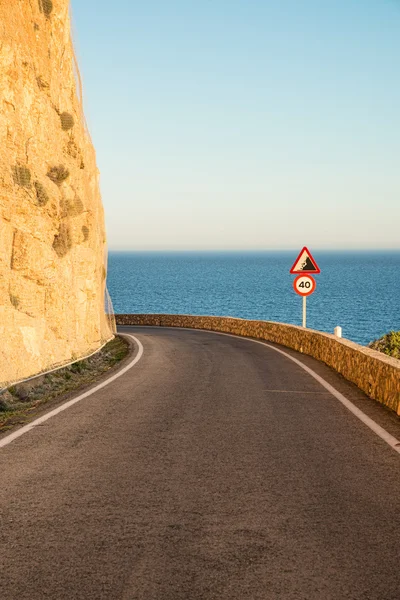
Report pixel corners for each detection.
[121,325,400,456]
[2,325,398,457]
[262,341,400,456]
[0,334,143,450]
[0,336,113,394]
[262,389,332,395]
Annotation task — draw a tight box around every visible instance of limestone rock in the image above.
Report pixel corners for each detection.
[0,390,15,410]
[0,0,115,387]
[12,374,46,401]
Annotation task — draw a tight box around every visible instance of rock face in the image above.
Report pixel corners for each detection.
[0,0,115,387]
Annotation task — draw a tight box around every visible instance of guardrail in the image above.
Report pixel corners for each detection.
[116,314,400,416]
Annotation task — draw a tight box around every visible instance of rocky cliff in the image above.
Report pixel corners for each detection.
[0,0,115,387]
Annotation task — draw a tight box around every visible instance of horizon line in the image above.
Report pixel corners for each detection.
[107,247,400,253]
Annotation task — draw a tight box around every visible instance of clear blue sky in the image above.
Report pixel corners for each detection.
[70,0,400,251]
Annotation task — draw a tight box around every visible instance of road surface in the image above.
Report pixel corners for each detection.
[0,326,399,600]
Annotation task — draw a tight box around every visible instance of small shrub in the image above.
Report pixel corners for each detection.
[34,181,49,206]
[82,225,89,241]
[10,294,20,309]
[14,385,30,401]
[32,386,45,395]
[70,360,87,374]
[53,223,72,257]
[60,112,75,131]
[61,196,84,217]
[39,0,53,17]
[47,165,70,186]
[114,349,127,361]
[13,166,31,188]
[368,330,400,359]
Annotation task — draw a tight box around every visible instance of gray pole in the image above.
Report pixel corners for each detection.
[302,296,307,328]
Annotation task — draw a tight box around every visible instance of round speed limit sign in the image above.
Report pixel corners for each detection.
[293,274,316,296]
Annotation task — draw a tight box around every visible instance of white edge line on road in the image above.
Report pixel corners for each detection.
[121,325,400,456]
[262,341,400,456]
[0,334,143,450]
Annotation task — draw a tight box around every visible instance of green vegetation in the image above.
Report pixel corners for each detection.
[0,336,130,432]
[9,295,20,309]
[82,225,89,241]
[52,222,72,257]
[13,165,31,188]
[47,164,70,185]
[60,112,74,131]
[368,331,400,360]
[34,181,49,206]
[38,0,53,17]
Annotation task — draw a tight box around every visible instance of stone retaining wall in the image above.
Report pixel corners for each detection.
[116,314,400,416]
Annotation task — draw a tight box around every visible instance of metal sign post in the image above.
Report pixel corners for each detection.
[293,274,315,328]
[290,248,320,329]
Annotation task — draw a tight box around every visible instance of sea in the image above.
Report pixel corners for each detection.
[107,251,400,346]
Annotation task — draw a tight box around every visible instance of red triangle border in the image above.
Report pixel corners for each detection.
[290,246,321,274]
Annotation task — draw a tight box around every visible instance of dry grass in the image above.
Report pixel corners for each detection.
[0,336,130,433]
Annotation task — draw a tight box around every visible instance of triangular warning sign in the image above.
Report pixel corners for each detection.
[290,247,320,274]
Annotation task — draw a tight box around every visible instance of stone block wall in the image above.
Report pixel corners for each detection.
[116,314,400,416]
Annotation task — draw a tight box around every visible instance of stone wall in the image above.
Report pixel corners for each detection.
[0,1,115,387]
[116,314,400,416]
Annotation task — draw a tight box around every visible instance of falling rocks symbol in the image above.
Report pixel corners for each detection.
[300,256,317,271]
[290,247,321,274]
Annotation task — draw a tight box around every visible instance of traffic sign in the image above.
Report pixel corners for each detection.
[290,247,320,274]
[293,274,316,297]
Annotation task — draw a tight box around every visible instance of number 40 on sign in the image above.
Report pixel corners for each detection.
[293,274,316,297]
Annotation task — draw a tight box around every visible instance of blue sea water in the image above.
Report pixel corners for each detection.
[107,251,400,346]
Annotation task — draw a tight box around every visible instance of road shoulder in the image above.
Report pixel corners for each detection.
[0,335,135,440]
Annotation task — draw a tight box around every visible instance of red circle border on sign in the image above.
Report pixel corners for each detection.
[293,274,316,297]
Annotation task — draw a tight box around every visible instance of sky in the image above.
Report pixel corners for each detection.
[70,0,400,251]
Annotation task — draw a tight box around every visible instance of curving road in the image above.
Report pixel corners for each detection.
[0,326,399,600]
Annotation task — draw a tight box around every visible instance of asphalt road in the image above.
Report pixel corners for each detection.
[0,326,399,600]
